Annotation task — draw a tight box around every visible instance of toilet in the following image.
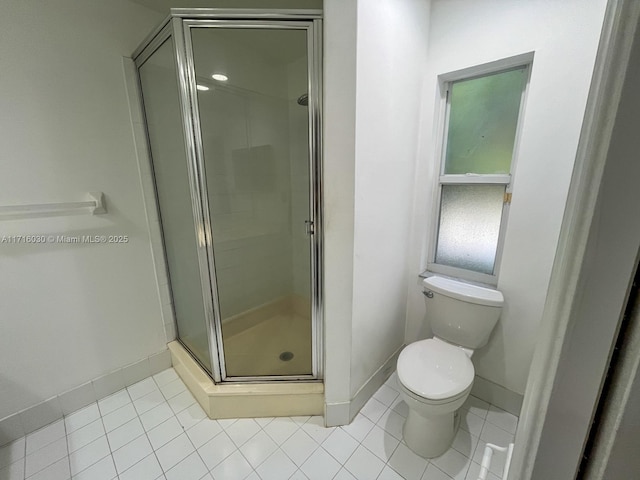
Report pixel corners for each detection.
[397,275,504,458]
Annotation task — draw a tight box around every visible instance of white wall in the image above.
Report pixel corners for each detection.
[405,0,609,396]
[0,0,164,419]
[323,0,430,417]
[530,12,640,476]
[350,0,430,396]
[323,0,358,418]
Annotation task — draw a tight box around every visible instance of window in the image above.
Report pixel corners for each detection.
[428,65,528,284]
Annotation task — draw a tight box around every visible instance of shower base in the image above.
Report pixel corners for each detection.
[223,295,312,377]
[168,341,324,419]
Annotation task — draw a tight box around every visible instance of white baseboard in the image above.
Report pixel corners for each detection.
[325,346,403,427]
[0,348,172,447]
[324,401,350,427]
[471,375,524,416]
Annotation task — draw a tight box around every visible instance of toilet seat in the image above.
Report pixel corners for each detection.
[397,338,474,401]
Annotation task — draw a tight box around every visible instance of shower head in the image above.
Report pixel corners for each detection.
[297,93,308,106]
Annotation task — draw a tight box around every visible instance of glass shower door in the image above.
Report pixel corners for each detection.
[188,25,314,378]
[139,36,214,373]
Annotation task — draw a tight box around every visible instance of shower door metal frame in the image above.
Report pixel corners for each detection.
[135,10,324,384]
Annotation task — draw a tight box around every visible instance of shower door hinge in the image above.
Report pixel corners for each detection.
[305,220,315,235]
[504,192,512,204]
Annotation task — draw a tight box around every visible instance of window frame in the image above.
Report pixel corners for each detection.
[426,55,533,285]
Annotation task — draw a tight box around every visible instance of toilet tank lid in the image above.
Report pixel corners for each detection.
[422,276,504,307]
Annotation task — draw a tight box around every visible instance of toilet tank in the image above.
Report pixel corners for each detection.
[423,276,504,349]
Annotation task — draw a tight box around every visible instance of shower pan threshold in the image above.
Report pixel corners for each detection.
[168,341,324,419]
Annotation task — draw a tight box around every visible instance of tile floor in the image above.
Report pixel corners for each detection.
[0,369,517,480]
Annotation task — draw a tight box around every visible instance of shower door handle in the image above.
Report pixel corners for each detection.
[304,220,314,235]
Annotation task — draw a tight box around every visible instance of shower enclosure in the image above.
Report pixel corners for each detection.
[133,9,322,383]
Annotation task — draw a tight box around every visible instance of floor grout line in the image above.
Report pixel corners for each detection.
[22,431,28,480]
[101,385,134,480]
[62,414,72,480]
[124,379,170,480]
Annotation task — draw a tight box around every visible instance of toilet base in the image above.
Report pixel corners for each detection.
[398,371,472,459]
[403,407,460,458]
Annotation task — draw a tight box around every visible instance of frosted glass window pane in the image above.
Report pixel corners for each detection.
[435,185,505,274]
[444,68,526,174]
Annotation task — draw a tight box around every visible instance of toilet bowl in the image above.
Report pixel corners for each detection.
[397,276,503,458]
[397,337,475,457]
